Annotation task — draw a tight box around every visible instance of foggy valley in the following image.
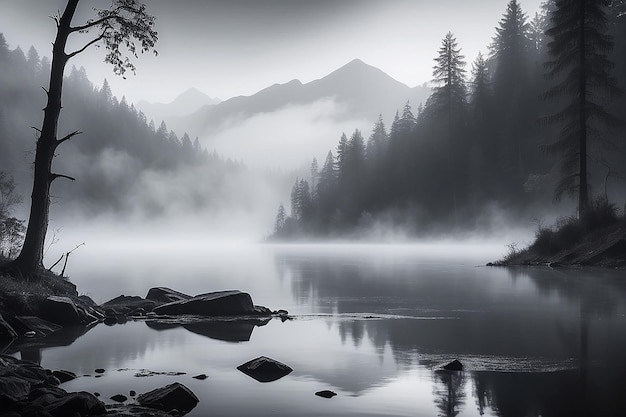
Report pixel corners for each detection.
[1,1,626,417]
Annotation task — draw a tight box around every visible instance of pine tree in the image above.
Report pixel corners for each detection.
[543,0,621,216]
[274,204,286,235]
[366,114,387,163]
[431,32,467,115]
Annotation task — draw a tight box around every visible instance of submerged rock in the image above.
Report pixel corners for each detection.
[136,382,199,414]
[152,290,270,317]
[111,394,128,402]
[51,369,76,383]
[237,356,293,383]
[442,359,464,371]
[315,390,337,398]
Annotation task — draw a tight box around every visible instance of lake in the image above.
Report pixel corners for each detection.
[8,243,626,417]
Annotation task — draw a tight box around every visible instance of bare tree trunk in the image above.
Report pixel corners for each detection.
[7,0,79,278]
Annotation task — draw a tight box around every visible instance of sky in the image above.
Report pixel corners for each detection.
[1,0,544,105]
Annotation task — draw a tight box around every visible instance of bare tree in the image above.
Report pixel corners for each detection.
[3,0,157,278]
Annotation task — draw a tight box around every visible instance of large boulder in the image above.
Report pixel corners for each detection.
[152,290,269,317]
[38,296,82,325]
[136,382,199,414]
[146,287,191,304]
[237,356,293,382]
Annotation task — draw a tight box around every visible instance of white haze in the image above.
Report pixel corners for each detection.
[198,98,372,170]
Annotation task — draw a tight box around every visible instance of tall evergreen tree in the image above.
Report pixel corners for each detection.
[543,0,621,216]
[431,32,467,115]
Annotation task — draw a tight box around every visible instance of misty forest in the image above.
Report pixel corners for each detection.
[272,1,626,240]
[2,1,626,417]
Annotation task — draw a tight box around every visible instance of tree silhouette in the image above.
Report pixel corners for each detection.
[543,0,620,216]
[3,0,157,278]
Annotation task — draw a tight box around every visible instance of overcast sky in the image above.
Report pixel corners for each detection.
[1,0,544,104]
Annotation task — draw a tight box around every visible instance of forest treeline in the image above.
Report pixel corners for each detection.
[272,0,626,239]
[0,31,251,222]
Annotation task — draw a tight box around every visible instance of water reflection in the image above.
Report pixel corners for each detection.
[3,245,625,417]
[146,317,270,342]
[432,370,466,417]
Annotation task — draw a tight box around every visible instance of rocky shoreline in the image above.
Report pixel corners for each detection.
[0,283,289,416]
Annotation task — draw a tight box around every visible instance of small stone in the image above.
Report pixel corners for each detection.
[52,369,77,383]
[111,394,128,402]
[94,368,105,374]
[442,359,463,371]
[129,390,136,396]
[315,390,337,398]
[192,374,208,380]
[94,392,100,397]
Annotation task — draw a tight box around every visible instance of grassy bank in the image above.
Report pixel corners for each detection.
[493,199,626,268]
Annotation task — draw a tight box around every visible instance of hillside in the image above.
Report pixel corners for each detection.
[169,59,431,137]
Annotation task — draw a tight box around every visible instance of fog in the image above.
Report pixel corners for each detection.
[198,98,371,171]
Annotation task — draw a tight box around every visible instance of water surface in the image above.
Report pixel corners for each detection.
[9,243,626,417]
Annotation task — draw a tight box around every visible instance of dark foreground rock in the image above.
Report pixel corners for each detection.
[136,382,199,414]
[237,356,293,382]
[152,290,271,317]
[0,355,198,417]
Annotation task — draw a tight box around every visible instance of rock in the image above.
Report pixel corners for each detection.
[103,317,117,326]
[77,295,97,307]
[136,382,199,414]
[129,390,136,396]
[0,376,31,401]
[153,290,270,317]
[442,359,463,371]
[44,391,106,416]
[94,368,105,374]
[51,370,76,384]
[0,313,18,341]
[110,394,128,402]
[192,374,207,380]
[100,295,158,315]
[39,296,82,325]
[6,316,62,338]
[145,287,192,304]
[315,390,337,398]
[237,356,293,382]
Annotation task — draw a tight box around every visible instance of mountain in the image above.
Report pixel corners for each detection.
[137,87,221,124]
[170,59,431,137]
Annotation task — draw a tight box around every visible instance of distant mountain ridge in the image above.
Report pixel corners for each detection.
[137,87,221,124]
[168,59,431,137]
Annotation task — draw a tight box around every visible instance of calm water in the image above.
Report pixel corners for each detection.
[8,243,626,417]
